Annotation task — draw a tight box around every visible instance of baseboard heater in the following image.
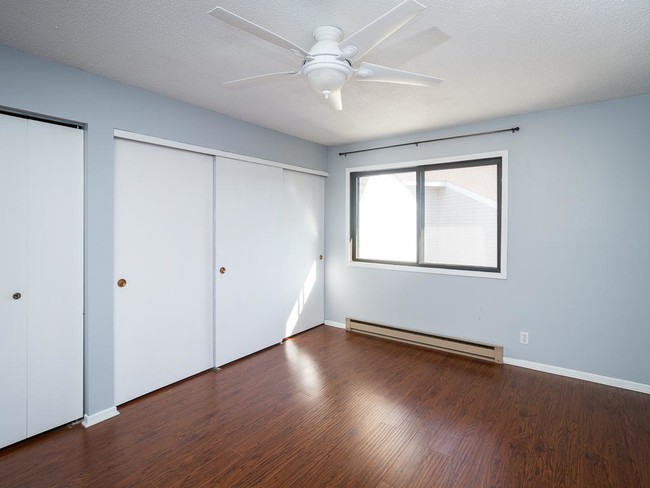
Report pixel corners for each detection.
[346,318,503,364]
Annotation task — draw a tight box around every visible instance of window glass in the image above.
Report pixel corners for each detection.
[357,171,417,262]
[423,165,498,267]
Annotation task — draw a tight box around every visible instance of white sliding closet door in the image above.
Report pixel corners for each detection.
[282,171,325,336]
[0,114,83,449]
[214,157,284,366]
[114,138,214,405]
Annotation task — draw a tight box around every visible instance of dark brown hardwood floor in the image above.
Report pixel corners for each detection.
[1,325,649,487]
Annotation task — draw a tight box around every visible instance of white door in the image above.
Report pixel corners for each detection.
[0,114,83,448]
[26,119,84,436]
[214,157,284,366]
[0,115,29,448]
[282,171,325,337]
[114,138,214,405]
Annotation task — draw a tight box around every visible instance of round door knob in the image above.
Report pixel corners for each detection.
[219,267,226,274]
[12,292,21,300]
[319,255,323,260]
[117,279,127,288]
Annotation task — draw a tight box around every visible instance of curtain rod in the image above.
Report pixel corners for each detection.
[338,126,520,157]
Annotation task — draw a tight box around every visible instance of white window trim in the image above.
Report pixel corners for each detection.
[345,150,508,280]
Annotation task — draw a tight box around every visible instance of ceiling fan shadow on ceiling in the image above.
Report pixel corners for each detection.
[208,0,443,111]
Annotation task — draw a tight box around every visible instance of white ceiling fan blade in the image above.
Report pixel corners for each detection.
[223,71,299,87]
[326,90,343,111]
[355,62,442,86]
[209,7,309,57]
[338,0,426,61]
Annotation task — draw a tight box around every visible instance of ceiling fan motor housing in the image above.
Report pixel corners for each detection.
[303,26,352,98]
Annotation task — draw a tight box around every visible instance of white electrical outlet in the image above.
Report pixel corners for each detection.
[520,331,529,344]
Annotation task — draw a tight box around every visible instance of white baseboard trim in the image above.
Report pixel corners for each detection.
[504,357,650,394]
[82,406,120,428]
[324,320,346,329]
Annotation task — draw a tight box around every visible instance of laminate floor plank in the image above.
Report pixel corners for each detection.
[1,325,648,487]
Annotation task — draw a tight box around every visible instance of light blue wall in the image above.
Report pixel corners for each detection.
[325,94,650,385]
[0,46,328,415]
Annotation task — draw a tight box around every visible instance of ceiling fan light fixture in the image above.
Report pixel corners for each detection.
[303,62,351,97]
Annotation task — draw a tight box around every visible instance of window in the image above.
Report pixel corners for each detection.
[349,152,507,278]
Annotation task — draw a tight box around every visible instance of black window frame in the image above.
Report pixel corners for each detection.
[350,157,502,273]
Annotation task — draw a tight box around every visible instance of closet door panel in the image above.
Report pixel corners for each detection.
[282,171,325,337]
[0,115,29,448]
[114,139,214,406]
[26,120,84,436]
[0,115,83,446]
[214,158,283,366]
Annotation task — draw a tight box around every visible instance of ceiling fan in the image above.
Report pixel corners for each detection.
[208,0,442,111]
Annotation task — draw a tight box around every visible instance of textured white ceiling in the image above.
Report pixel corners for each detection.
[1,1,649,145]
